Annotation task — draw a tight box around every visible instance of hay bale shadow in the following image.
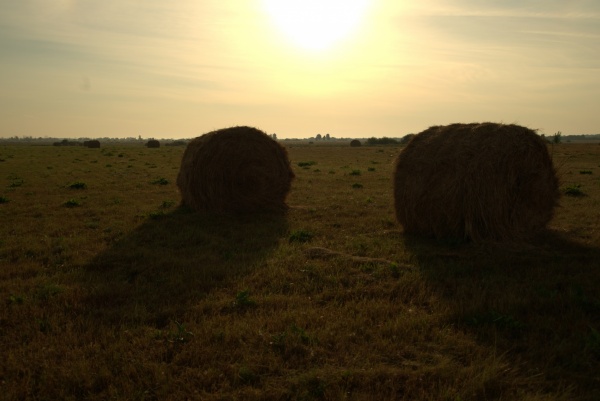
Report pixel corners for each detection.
[403,231,600,398]
[81,207,288,327]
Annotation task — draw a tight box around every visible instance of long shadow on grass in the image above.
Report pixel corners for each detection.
[404,230,600,399]
[81,207,288,328]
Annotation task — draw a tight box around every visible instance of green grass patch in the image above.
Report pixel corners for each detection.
[289,229,314,243]
[565,184,585,197]
[9,178,24,188]
[63,199,81,207]
[160,200,176,209]
[232,290,257,309]
[67,181,87,189]
[151,177,169,185]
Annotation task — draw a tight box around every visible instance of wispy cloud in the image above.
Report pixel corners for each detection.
[406,0,600,18]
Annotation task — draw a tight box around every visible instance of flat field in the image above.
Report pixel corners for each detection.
[0,141,599,400]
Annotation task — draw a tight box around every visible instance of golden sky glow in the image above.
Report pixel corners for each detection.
[0,1,599,138]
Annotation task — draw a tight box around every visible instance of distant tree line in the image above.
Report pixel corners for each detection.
[3,132,599,145]
[366,137,399,145]
[560,133,600,142]
[165,140,188,146]
[53,139,82,146]
[540,132,563,144]
[0,136,193,144]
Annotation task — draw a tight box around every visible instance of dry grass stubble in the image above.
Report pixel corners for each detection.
[0,141,598,400]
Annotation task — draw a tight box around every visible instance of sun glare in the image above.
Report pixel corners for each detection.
[262,0,371,51]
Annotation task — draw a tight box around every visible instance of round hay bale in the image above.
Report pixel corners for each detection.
[84,140,100,148]
[393,122,559,242]
[177,126,295,214]
[350,139,362,147]
[146,139,160,148]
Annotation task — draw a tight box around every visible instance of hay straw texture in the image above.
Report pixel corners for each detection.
[350,139,362,147]
[393,122,559,242]
[177,126,295,214]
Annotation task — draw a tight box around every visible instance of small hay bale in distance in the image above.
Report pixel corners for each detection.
[177,126,295,214]
[350,139,362,147]
[393,122,559,242]
[146,139,160,148]
[83,140,101,148]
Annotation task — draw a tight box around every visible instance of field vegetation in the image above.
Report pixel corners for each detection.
[0,141,599,400]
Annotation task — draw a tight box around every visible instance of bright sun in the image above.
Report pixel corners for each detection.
[262,0,371,51]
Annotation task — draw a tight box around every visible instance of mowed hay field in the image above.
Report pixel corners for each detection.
[0,141,599,401]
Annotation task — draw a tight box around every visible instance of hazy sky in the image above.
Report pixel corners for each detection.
[1,0,599,139]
